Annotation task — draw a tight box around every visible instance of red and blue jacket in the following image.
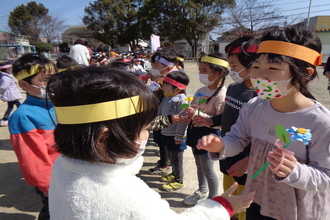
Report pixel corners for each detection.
[9,95,60,193]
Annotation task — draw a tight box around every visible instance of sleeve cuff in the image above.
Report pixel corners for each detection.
[212,196,234,217]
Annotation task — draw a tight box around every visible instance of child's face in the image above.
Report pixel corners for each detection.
[251,54,292,81]
[199,62,222,81]
[163,82,179,96]
[228,54,250,80]
[151,61,168,75]
[21,68,56,97]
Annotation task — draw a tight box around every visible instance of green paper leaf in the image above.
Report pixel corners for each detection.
[276,124,289,144]
[199,98,207,105]
[180,104,189,109]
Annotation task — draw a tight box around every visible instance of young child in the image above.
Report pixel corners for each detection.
[47,66,255,220]
[132,57,147,75]
[184,53,229,206]
[9,53,59,220]
[193,36,259,220]
[0,62,22,126]
[197,27,330,219]
[148,47,180,175]
[56,55,78,73]
[156,71,190,191]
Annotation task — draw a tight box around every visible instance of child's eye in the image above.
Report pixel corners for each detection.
[253,66,259,69]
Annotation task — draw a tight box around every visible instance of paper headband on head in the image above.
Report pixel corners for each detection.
[54,95,143,124]
[57,65,79,73]
[229,45,259,54]
[155,56,174,67]
[176,56,184,62]
[15,64,55,80]
[0,64,12,69]
[163,76,187,89]
[201,56,229,68]
[257,40,322,67]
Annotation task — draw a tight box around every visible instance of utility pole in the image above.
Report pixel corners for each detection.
[306,0,312,29]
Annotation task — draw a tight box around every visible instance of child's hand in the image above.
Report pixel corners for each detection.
[175,139,182,145]
[325,71,330,79]
[220,182,255,214]
[227,157,249,177]
[196,134,224,153]
[267,148,297,178]
[184,107,196,118]
[193,115,213,127]
[171,115,186,124]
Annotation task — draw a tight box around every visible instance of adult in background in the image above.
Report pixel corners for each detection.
[69,39,90,66]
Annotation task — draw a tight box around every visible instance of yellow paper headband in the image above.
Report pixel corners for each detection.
[257,40,322,67]
[57,65,79,73]
[55,95,142,124]
[16,64,55,80]
[201,56,229,68]
[176,56,184,62]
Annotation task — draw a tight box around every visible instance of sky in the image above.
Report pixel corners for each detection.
[0,0,329,35]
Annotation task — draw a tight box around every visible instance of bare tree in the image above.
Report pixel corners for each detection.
[40,15,67,44]
[225,0,282,33]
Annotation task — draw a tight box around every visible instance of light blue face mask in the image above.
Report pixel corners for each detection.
[29,84,48,100]
[150,66,167,78]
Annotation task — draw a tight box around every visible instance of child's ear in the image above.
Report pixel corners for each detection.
[306,67,314,76]
[96,127,109,152]
[18,80,29,91]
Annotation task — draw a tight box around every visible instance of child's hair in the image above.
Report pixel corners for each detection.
[47,66,158,162]
[0,62,12,72]
[56,55,78,70]
[151,47,178,66]
[225,36,259,68]
[12,53,56,83]
[258,27,322,100]
[198,53,229,103]
[163,71,190,94]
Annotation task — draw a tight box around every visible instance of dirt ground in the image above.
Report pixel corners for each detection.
[0,63,328,220]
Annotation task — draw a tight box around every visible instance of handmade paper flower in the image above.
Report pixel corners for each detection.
[172,94,185,102]
[185,97,193,102]
[148,81,160,91]
[286,126,312,145]
[195,92,206,98]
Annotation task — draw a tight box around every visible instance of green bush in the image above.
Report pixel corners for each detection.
[35,42,53,53]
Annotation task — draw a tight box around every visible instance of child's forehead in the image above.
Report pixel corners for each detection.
[198,62,211,69]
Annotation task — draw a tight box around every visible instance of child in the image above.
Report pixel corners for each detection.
[0,62,22,126]
[196,27,330,219]
[184,53,229,206]
[132,57,147,75]
[194,36,259,220]
[47,66,255,220]
[9,53,59,220]
[323,55,330,94]
[148,47,180,175]
[157,71,189,191]
[56,55,78,73]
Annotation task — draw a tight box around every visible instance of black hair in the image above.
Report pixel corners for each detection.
[0,62,12,72]
[164,71,190,94]
[225,36,260,68]
[151,47,178,66]
[257,27,321,100]
[12,53,56,84]
[47,66,158,162]
[198,53,229,103]
[56,55,78,69]
[176,50,185,69]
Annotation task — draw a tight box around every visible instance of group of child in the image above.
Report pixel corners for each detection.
[1,26,330,220]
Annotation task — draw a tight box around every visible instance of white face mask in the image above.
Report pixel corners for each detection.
[251,77,294,100]
[229,68,250,83]
[29,84,47,100]
[199,73,218,86]
[115,140,147,164]
[150,66,167,78]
